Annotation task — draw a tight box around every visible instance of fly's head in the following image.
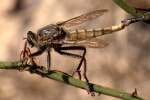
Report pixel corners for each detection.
[27,31,38,48]
[26,24,66,50]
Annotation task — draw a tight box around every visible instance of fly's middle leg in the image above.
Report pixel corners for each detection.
[27,48,45,70]
[47,50,51,71]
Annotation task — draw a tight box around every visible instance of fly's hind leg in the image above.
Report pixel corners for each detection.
[55,46,96,95]
[54,46,89,82]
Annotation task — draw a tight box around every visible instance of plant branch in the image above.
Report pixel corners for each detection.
[112,0,150,21]
[0,61,144,100]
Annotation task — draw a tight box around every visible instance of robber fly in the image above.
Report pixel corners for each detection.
[23,9,145,82]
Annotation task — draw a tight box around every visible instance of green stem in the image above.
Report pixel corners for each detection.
[112,0,150,21]
[0,61,144,100]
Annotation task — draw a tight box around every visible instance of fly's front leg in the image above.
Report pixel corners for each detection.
[20,41,40,69]
[54,46,88,82]
[20,41,31,70]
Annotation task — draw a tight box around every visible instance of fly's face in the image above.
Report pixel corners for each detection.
[27,31,38,48]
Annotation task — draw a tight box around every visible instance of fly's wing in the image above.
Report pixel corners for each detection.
[57,9,108,27]
[72,34,114,48]
[76,39,108,48]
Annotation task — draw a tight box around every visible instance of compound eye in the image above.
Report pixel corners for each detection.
[27,31,37,47]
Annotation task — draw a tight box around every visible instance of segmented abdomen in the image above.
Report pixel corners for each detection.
[66,23,124,41]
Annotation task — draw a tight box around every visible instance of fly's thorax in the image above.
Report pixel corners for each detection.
[37,24,66,42]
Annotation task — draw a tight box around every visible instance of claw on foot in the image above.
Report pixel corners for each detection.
[87,90,95,96]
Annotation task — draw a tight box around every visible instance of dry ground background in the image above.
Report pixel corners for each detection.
[0,0,150,100]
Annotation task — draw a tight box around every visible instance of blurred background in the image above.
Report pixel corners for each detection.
[0,0,150,100]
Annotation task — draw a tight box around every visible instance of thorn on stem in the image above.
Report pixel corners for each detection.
[131,88,138,97]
